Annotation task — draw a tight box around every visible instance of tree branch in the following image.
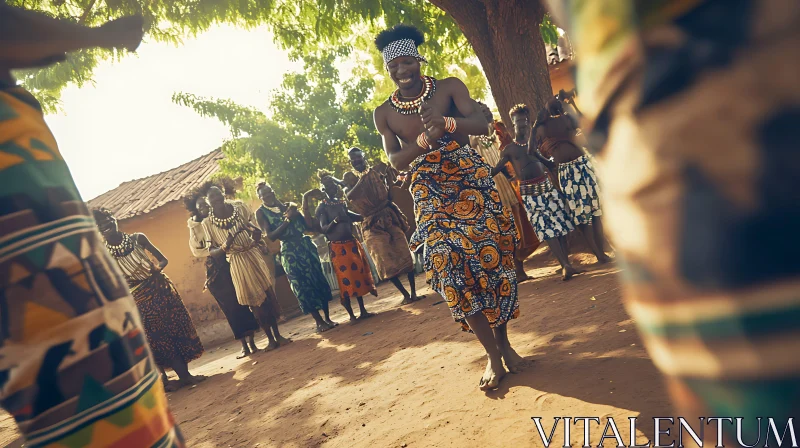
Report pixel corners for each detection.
[78,0,97,25]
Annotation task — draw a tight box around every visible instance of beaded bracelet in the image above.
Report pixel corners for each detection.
[416,132,430,149]
[444,116,457,133]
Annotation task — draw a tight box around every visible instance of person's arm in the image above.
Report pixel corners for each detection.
[318,207,338,235]
[303,190,324,232]
[446,78,491,136]
[136,233,168,271]
[491,152,511,177]
[258,208,288,241]
[346,209,364,223]
[188,223,211,258]
[0,5,143,69]
[375,106,428,171]
[527,128,557,171]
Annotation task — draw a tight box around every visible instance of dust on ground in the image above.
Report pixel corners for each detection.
[1,248,670,447]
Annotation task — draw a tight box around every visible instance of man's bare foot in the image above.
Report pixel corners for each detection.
[400,295,413,305]
[479,359,507,391]
[358,311,375,320]
[248,342,260,352]
[325,319,339,327]
[277,336,293,345]
[316,322,335,333]
[163,379,181,393]
[517,274,534,283]
[500,346,529,374]
[562,266,578,281]
[370,290,378,297]
[411,294,427,302]
[264,340,279,351]
[596,254,615,264]
[236,348,253,359]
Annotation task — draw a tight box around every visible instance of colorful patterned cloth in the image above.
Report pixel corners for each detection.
[329,239,377,301]
[346,168,414,280]
[521,179,574,242]
[551,0,800,442]
[558,154,603,226]
[113,234,204,368]
[256,208,333,313]
[409,138,519,331]
[188,218,259,341]
[0,85,184,446]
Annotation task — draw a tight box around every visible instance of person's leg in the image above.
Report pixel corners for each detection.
[247,333,259,353]
[407,271,426,301]
[236,338,252,359]
[319,299,338,326]
[170,357,206,388]
[250,304,278,350]
[513,257,532,282]
[464,312,506,391]
[263,290,291,345]
[341,296,357,322]
[356,296,374,319]
[492,323,526,373]
[390,276,413,305]
[592,215,614,257]
[310,309,334,332]
[546,238,577,280]
[577,222,613,264]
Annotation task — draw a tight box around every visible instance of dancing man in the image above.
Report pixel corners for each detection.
[0,5,184,445]
[316,170,378,321]
[493,104,578,280]
[203,185,290,350]
[372,24,523,390]
[186,185,261,358]
[346,147,424,304]
[470,102,539,281]
[534,98,612,262]
[94,208,206,390]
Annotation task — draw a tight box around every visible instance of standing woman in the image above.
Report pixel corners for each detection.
[202,186,290,351]
[255,183,339,333]
[93,208,206,391]
[185,186,260,358]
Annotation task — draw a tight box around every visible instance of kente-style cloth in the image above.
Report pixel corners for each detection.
[188,218,258,341]
[113,234,204,368]
[329,239,377,301]
[256,207,334,313]
[382,38,427,65]
[346,167,414,280]
[0,85,184,447]
[558,154,603,226]
[409,137,519,331]
[520,176,574,242]
[553,0,800,442]
[203,201,274,308]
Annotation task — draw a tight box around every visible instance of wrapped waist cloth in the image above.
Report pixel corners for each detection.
[519,176,554,197]
[408,137,520,331]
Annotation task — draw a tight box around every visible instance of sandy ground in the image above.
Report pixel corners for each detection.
[1,248,672,447]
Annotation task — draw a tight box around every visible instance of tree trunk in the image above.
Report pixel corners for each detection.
[427,0,552,129]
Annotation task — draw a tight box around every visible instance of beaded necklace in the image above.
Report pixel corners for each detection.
[105,232,135,258]
[323,197,345,207]
[209,203,239,230]
[389,76,437,115]
[354,166,370,178]
[262,202,285,215]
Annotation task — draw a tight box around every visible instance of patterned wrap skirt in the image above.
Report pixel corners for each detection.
[409,137,519,331]
[521,178,575,242]
[329,239,377,302]
[130,272,204,368]
[558,154,603,226]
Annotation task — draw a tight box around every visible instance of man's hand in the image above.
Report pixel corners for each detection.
[97,15,145,52]
[425,124,446,142]
[252,228,262,242]
[286,205,301,219]
[420,102,445,134]
[304,188,325,201]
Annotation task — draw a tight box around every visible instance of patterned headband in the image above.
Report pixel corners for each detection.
[382,38,428,65]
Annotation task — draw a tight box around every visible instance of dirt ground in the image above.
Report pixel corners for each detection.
[1,248,673,447]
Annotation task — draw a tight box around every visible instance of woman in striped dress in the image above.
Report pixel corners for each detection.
[202,186,290,351]
[93,208,206,391]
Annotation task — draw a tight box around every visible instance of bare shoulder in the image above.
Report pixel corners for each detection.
[374,100,390,120]
[132,232,149,245]
[438,77,466,89]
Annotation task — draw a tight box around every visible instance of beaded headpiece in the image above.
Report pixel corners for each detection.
[382,38,427,66]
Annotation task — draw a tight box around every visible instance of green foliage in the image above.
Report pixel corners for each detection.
[540,13,559,47]
[174,49,382,201]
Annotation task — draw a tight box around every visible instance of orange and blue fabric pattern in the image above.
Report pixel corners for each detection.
[409,137,519,332]
[0,85,184,447]
[329,239,377,301]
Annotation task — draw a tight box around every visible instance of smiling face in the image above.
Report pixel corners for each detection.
[96,213,118,239]
[257,183,276,205]
[387,56,422,93]
[195,197,210,219]
[207,186,225,210]
[349,150,367,172]
[511,112,531,142]
[321,176,340,199]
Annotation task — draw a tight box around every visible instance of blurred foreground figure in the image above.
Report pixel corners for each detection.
[0,4,185,446]
[546,0,800,443]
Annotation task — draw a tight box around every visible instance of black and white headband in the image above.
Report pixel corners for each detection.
[382,38,427,65]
